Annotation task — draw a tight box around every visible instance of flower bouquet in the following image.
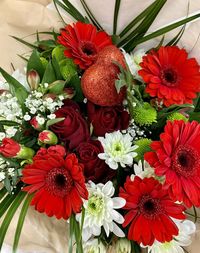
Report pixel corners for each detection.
[0,0,200,252]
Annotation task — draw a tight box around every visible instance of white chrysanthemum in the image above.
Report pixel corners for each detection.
[83,239,106,253]
[131,160,165,183]
[122,49,146,81]
[77,181,126,242]
[116,238,131,253]
[141,219,196,253]
[98,131,138,170]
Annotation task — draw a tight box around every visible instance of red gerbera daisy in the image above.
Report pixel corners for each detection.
[22,152,88,219]
[145,120,200,208]
[119,176,185,246]
[139,46,200,107]
[57,21,113,69]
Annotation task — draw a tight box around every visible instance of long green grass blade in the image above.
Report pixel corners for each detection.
[119,0,158,38]
[79,0,103,30]
[0,192,20,219]
[120,0,167,48]
[13,194,33,253]
[0,191,27,251]
[113,0,121,34]
[11,36,39,50]
[53,0,67,25]
[126,12,200,51]
[54,0,86,22]
[0,188,7,202]
[166,25,186,46]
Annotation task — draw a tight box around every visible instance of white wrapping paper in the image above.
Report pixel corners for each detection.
[0,0,200,252]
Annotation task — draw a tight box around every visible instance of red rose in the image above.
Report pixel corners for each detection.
[76,140,116,183]
[51,99,90,149]
[0,138,21,158]
[87,101,130,136]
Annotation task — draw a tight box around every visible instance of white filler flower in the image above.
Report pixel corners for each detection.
[98,131,138,170]
[141,219,196,253]
[122,49,146,81]
[83,238,106,253]
[77,181,126,242]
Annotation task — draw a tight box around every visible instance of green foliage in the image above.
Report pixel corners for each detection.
[113,0,121,34]
[27,50,45,78]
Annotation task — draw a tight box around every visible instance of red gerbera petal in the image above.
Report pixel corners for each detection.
[139,46,200,107]
[145,120,200,208]
[57,22,113,69]
[22,152,88,219]
[119,176,185,246]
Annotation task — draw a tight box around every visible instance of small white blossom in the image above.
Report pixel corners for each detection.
[83,239,106,253]
[5,127,18,138]
[24,114,31,121]
[122,49,146,81]
[98,131,138,170]
[141,219,196,253]
[77,181,126,242]
[36,115,45,125]
[47,114,56,120]
[0,132,6,141]
[0,172,5,181]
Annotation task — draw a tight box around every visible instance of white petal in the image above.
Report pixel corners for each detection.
[112,197,126,209]
[111,210,124,224]
[112,222,125,237]
[102,181,114,197]
[103,222,110,237]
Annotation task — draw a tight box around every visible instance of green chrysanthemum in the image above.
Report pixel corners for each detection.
[133,102,157,126]
[134,138,152,162]
[167,112,188,122]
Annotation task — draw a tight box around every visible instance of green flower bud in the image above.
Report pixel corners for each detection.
[116,238,131,253]
[27,70,40,90]
[38,130,58,145]
[133,102,157,126]
[17,146,35,160]
[48,80,65,95]
[167,112,188,122]
[134,138,152,162]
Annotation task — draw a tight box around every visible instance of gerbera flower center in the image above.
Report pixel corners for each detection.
[161,68,178,87]
[45,167,73,198]
[139,195,163,219]
[80,41,97,57]
[172,145,200,177]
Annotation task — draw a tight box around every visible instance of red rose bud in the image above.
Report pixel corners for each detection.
[27,70,40,90]
[0,138,35,159]
[48,80,65,95]
[63,88,75,99]
[0,138,20,158]
[30,116,45,131]
[38,130,58,145]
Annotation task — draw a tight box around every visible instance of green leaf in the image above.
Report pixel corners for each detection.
[79,0,103,30]
[121,0,167,50]
[0,191,27,251]
[54,0,86,22]
[27,50,45,78]
[52,56,63,80]
[0,67,28,111]
[11,36,39,50]
[41,61,56,85]
[13,194,33,253]
[126,12,200,51]
[0,120,20,127]
[113,0,121,35]
[67,74,84,102]
[0,188,7,202]
[119,0,159,38]
[46,118,65,128]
